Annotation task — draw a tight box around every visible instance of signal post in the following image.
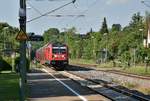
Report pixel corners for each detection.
[17,0,27,101]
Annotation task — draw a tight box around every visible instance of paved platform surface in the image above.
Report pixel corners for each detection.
[27,68,110,101]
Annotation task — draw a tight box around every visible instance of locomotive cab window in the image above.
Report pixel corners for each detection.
[52,48,66,54]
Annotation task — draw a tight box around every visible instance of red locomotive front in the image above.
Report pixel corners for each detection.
[36,42,69,70]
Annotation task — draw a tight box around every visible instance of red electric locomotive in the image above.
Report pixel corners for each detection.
[36,42,69,70]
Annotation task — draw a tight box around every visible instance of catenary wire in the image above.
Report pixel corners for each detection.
[27,0,76,23]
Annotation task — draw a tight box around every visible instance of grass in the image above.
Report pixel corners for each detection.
[70,59,96,65]
[137,87,150,95]
[123,81,138,89]
[0,72,19,101]
[122,66,150,76]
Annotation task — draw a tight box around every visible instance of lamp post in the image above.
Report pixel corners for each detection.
[139,28,144,41]
[2,27,9,56]
[11,52,15,72]
[104,33,108,63]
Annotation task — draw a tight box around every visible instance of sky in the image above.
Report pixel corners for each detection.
[0,0,149,35]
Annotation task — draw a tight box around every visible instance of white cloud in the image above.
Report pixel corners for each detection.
[106,0,130,5]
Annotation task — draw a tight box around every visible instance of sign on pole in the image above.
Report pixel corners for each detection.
[16,29,28,41]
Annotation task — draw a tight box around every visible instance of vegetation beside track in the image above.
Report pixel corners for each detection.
[70,59,150,76]
[122,66,150,76]
[0,72,19,101]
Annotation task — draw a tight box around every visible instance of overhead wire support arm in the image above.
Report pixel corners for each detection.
[27,1,84,18]
[27,0,76,23]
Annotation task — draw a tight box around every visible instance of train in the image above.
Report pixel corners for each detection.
[35,42,69,70]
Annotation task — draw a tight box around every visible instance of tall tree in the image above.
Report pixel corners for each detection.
[100,17,109,34]
[129,12,143,29]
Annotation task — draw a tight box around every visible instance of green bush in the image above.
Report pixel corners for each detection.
[0,58,12,71]
[15,57,30,72]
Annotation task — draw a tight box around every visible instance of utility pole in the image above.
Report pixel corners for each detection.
[19,0,27,101]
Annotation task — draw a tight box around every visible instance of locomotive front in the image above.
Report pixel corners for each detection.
[51,43,68,67]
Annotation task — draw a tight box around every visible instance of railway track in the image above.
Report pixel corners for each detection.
[69,64,150,80]
[65,71,150,101]
[43,65,150,101]
[102,70,150,80]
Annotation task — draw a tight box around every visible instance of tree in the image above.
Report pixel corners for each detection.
[120,51,131,69]
[111,24,121,32]
[0,23,9,30]
[129,12,143,29]
[0,22,19,52]
[43,28,60,43]
[100,17,109,34]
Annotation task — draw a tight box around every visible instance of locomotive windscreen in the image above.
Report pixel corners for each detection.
[52,43,67,54]
[52,47,66,54]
